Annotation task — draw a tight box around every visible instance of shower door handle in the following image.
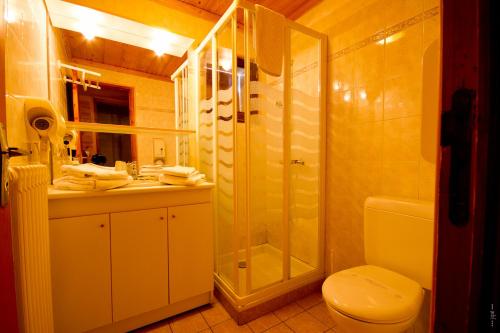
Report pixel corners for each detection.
[0,123,30,207]
[291,159,305,166]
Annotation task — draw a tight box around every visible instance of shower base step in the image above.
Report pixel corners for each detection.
[214,278,323,325]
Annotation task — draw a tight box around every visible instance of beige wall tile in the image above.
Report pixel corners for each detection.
[354,43,385,86]
[424,0,440,11]
[381,161,420,197]
[384,23,423,80]
[382,116,422,162]
[385,0,424,27]
[384,74,423,119]
[418,158,437,200]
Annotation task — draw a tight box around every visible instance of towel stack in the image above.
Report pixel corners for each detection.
[138,165,165,180]
[54,163,132,191]
[158,166,206,186]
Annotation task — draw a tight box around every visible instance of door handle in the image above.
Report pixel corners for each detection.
[1,123,30,207]
[440,88,474,226]
[5,147,30,157]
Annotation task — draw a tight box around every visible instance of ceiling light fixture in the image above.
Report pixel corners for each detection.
[359,89,367,100]
[343,91,351,102]
[219,58,232,71]
[150,29,172,56]
[4,7,17,23]
[81,26,96,40]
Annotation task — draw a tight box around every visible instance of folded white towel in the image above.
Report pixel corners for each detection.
[54,175,133,191]
[137,172,160,180]
[161,165,197,178]
[140,165,164,170]
[255,5,285,77]
[61,163,129,180]
[159,173,205,186]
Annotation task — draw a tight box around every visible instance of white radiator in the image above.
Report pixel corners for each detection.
[10,165,54,333]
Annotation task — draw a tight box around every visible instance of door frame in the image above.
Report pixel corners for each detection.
[0,0,20,331]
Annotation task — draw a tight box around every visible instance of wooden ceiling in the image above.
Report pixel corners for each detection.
[61,29,186,81]
[154,0,323,21]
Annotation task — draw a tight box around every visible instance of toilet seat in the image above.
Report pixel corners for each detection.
[322,265,424,324]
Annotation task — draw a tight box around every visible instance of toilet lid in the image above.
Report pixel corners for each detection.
[322,265,424,324]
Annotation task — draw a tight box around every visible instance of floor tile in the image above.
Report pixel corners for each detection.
[285,311,329,333]
[200,302,231,326]
[247,312,281,333]
[307,302,336,328]
[211,319,252,333]
[273,302,303,321]
[170,311,209,333]
[296,292,324,310]
[263,323,294,333]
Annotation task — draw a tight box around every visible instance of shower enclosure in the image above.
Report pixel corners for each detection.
[172,0,326,309]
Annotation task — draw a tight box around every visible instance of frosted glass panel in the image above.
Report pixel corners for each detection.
[289,29,321,277]
[215,22,236,290]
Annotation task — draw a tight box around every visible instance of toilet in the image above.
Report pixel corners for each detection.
[322,196,434,333]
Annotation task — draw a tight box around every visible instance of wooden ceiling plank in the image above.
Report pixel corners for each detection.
[286,0,322,20]
[151,0,221,21]
[103,39,125,69]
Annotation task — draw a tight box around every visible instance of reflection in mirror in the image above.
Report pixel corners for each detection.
[66,83,136,165]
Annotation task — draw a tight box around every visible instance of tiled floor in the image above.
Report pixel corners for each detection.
[134,291,337,333]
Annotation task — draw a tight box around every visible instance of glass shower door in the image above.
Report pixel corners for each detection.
[288,29,322,278]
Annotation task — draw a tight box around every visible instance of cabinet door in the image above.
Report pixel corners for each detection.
[110,208,168,321]
[50,214,112,333]
[168,203,213,303]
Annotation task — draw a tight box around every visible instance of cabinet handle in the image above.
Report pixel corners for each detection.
[171,214,176,219]
[99,224,104,228]
[160,216,164,220]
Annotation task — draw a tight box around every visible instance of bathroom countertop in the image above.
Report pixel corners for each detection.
[48,182,215,200]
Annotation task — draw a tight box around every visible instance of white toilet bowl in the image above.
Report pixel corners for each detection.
[322,265,424,333]
[322,197,434,333]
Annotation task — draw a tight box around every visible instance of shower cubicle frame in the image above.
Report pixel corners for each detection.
[172,0,327,309]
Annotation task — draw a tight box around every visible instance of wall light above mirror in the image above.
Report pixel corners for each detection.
[45,0,195,57]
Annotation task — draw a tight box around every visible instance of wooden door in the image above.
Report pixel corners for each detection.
[0,0,19,330]
[433,0,496,332]
[168,203,213,304]
[50,214,112,333]
[111,208,169,321]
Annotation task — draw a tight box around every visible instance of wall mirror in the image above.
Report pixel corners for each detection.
[50,0,196,167]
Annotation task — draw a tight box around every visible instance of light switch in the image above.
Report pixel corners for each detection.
[153,138,166,158]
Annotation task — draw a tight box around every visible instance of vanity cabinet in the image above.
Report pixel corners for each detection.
[111,208,169,321]
[168,203,213,303]
[49,214,112,333]
[48,185,214,333]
